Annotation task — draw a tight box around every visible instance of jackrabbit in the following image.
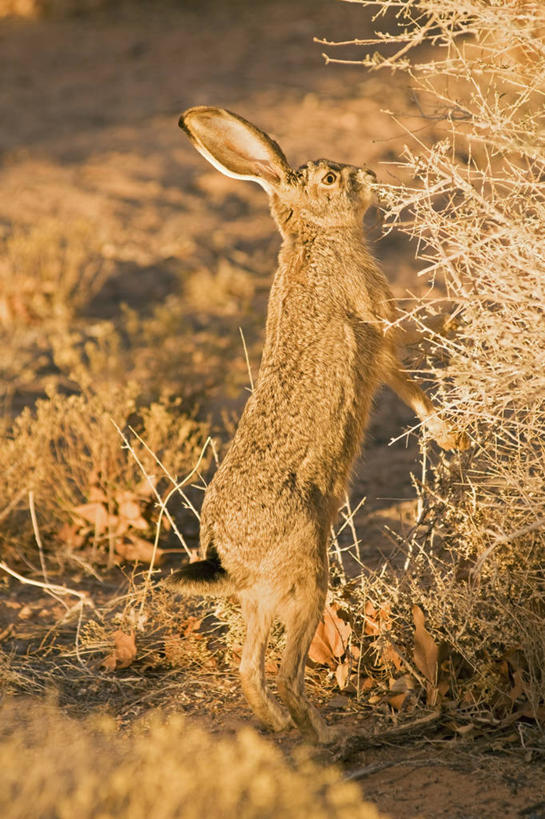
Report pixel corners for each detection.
[167,107,467,743]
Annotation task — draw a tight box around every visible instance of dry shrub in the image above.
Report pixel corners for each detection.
[322,1,545,716]
[184,258,256,317]
[0,216,215,566]
[1,366,207,565]
[0,699,383,819]
[0,221,110,327]
[0,220,113,403]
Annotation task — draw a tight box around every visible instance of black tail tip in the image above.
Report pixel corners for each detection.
[164,558,228,587]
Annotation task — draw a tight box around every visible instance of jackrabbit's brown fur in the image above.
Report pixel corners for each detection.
[167,107,467,743]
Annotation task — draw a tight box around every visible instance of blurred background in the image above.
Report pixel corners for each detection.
[0,0,433,552]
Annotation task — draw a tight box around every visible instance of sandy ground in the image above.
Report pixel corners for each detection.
[2,2,545,816]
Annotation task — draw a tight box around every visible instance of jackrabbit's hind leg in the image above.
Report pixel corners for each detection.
[239,596,291,732]
[277,590,335,744]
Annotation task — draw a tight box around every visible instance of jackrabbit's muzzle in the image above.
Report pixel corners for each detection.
[356,167,377,186]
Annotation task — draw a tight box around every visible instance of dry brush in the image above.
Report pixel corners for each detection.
[320,0,545,718]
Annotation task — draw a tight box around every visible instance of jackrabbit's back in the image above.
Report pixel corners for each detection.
[200,227,394,579]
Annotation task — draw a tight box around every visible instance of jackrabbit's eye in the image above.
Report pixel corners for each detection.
[322,172,337,186]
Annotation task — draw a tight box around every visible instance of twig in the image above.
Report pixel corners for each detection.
[111,422,214,615]
[28,490,48,586]
[471,516,545,581]
[0,487,27,524]
[239,326,254,392]
[345,756,453,781]
[111,420,192,557]
[334,711,442,761]
[0,561,91,604]
[0,561,92,667]
[128,426,203,523]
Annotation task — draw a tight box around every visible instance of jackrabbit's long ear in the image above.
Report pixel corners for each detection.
[179,106,291,192]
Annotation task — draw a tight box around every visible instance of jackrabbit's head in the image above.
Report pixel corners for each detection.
[179,106,376,233]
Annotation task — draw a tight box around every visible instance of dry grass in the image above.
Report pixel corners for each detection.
[0,221,109,327]
[0,220,112,404]
[0,699,384,819]
[1,379,208,566]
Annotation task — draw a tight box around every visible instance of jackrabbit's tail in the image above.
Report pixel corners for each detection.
[164,551,235,596]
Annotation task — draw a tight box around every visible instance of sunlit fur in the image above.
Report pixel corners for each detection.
[167,107,467,744]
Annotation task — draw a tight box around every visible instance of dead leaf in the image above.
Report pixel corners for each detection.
[335,660,350,690]
[115,536,164,565]
[350,643,361,660]
[413,605,439,705]
[181,616,203,637]
[358,676,375,694]
[364,601,380,636]
[387,674,414,710]
[89,486,108,503]
[73,502,109,534]
[388,692,409,710]
[322,605,351,656]
[116,490,148,530]
[57,522,85,550]
[308,629,335,667]
[18,604,33,619]
[364,601,393,637]
[413,605,438,685]
[119,502,148,530]
[308,604,352,668]
[113,516,130,537]
[438,677,450,698]
[389,674,415,694]
[102,630,136,671]
[381,641,404,672]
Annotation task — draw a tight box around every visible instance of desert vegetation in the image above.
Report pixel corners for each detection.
[318,0,545,725]
[1,0,545,816]
[0,699,383,819]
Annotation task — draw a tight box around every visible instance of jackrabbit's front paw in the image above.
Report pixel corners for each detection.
[434,426,470,452]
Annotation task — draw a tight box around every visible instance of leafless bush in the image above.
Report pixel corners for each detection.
[319,0,545,717]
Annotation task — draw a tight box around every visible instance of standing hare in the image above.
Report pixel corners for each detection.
[167,107,467,743]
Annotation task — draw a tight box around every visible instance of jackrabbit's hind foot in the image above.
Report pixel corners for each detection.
[249,701,292,734]
[241,677,292,733]
[263,707,293,733]
[302,712,337,746]
[281,694,335,745]
[316,721,343,746]
[248,699,292,734]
